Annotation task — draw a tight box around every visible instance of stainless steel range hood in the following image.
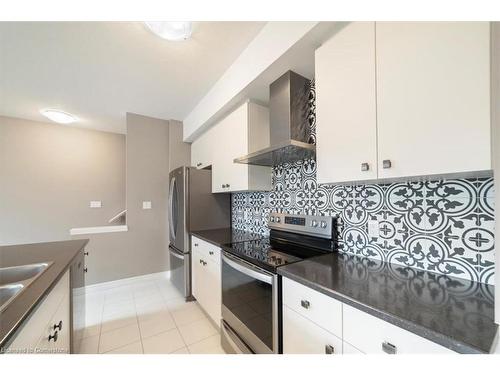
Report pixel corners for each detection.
[234,71,315,167]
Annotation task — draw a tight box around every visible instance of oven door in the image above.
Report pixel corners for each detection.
[221,252,278,354]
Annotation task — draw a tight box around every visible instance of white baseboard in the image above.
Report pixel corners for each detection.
[84,270,170,293]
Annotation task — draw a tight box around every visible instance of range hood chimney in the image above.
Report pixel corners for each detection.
[234,71,315,167]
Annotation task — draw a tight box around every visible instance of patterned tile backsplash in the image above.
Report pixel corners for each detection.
[231,161,495,284]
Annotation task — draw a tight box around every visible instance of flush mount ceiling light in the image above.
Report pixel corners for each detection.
[144,21,193,41]
[40,109,77,124]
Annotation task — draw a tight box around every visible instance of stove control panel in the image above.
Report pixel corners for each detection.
[268,213,334,239]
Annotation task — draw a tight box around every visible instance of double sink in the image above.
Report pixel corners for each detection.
[0,262,53,312]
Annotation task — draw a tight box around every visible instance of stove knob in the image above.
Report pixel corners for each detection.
[311,220,318,227]
[320,221,327,228]
[276,217,281,223]
[270,216,275,223]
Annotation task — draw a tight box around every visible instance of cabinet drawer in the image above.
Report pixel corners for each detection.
[191,236,221,264]
[283,305,342,354]
[343,341,364,354]
[343,304,454,354]
[282,277,342,338]
[7,271,70,352]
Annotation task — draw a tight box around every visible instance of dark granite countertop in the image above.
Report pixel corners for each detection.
[190,228,265,247]
[0,239,88,349]
[277,252,498,354]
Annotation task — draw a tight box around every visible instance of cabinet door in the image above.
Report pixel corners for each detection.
[283,305,343,354]
[191,126,215,169]
[203,258,221,327]
[191,249,203,300]
[316,22,378,184]
[38,292,70,354]
[212,103,249,193]
[376,22,491,179]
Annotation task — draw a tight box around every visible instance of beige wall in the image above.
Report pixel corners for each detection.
[169,119,191,171]
[0,116,125,245]
[125,113,171,277]
[76,115,190,285]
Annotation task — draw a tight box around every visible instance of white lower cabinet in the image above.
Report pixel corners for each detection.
[7,270,70,354]
[283,277,342,338]
[342,304,454,354]
[191,235,221,328]
[343,341,364,354]
[282,276,455,355]
[283,306,342,354]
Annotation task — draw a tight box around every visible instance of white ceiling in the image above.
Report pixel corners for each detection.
[0,22,266,134]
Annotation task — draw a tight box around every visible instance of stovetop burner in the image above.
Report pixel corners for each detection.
[223,238,302,271]
[222,213,338,273]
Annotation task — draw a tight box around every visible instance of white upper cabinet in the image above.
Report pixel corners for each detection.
[211,101,272,193]
[376,22,491,179]
[316,22,378,184]
[315,22,491,183]
[190,101,272,193]
[191,125,216,170]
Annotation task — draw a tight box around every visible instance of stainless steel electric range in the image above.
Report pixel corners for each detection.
[220,213,338,354]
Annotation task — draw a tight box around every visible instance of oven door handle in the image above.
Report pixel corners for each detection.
[222,252,273,284]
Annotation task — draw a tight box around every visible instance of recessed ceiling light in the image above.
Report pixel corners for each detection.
[144,21,193,41]
[40,109,77,124]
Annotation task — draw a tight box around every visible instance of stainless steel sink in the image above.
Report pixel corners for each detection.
[0,262,53,312]
[0,284,24,310]
[0,263,51,285]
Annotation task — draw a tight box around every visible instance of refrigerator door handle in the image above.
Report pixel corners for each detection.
[169,246,184,260]
[168,177,177,243]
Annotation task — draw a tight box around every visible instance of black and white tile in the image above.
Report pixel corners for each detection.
[232,162,495,284]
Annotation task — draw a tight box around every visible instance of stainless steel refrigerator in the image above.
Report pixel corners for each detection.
[168,166,231,300]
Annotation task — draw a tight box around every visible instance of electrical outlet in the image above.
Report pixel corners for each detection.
[142,201,152,210]
[368,220,379,237]
[90,201,102,208]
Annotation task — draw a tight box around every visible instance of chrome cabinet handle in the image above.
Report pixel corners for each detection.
[84,267,88,273]
[300,300,310,309]
[196,162,202,167]
[48,330,58,342]
[382,160,392,169]
[361,163,369,171]
[209,251,214,255]
[325,344,335,354]
[84,251,89,256]
[382,341,397,354]
[53,320,63,331]
[194,243,198,247]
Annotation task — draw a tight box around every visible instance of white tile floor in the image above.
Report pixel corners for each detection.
[78,274,225,354]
